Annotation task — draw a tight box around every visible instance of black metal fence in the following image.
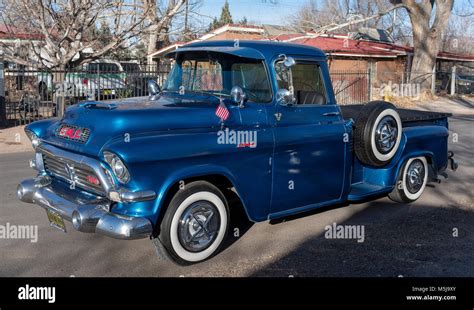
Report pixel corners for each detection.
[1,64,470,128]
[2,63,170,127]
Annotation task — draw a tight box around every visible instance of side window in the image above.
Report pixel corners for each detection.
[275,61,290,91]
[88,63,99,73]
[231,62,272,102]
[181,60,195,89]
[275,61,327,105]
[98,63,119,72]
[179,59,223,91]
[195,60,222,91]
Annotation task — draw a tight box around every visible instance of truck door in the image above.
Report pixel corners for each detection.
[269,58,347,217]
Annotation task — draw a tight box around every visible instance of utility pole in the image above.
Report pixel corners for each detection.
[0,49,6,128]
[184,0,189,40]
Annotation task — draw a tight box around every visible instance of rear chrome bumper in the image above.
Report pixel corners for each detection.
[17,177,153,240]
[448,150,458,171]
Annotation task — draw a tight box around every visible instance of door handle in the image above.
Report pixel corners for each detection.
[323,112,340,117]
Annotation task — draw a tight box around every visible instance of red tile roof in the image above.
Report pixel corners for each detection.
[274,34,474,61]
[0,25,44,40]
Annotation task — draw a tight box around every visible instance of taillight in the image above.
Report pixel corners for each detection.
[82,78,88,85]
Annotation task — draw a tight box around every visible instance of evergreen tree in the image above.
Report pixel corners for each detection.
[219,0,233,25]
[208,0,234,31]
[239,17,248,25]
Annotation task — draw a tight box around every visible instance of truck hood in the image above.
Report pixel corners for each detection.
[39,94,239,156]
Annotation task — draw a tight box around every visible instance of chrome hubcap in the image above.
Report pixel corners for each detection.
[406,159,425,194]
[375,116,398,154]
[178,201,220,252]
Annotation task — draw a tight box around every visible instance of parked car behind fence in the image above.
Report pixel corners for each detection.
[2,61,169,127]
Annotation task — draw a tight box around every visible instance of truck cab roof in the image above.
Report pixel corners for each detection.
[169,40,327,60]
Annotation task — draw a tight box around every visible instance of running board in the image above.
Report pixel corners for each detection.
[348,182,392,201]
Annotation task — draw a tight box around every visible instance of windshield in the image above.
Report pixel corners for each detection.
[163,51,272,102]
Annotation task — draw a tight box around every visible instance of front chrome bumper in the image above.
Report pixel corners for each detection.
[17,176,154,240]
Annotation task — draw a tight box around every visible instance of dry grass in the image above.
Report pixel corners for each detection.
[380,90,439,109]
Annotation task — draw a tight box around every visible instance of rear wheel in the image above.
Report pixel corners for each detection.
[159,181,229,265]
[389,157,428,203]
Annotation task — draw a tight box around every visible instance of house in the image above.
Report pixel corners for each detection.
[147,24,265,65]
[0,25,45,69]
[147,24,474,101]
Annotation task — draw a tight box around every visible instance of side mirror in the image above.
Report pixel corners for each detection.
[283,56,296,68]
[277,89,295,106]
[230,86,246,108]
[278,54,296,68]
[148,80,161,96]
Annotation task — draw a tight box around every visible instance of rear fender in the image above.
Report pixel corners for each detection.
[358,125,448,188]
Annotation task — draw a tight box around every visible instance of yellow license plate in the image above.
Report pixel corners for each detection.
[46,209,67,233]
[103,90,112,95]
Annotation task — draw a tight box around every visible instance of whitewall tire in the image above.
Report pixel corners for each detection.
[354,101,403,167]
[389,157,428,203]
[159,181,229,265]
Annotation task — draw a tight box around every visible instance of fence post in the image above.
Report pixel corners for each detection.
[368,62,374,101]
[0,51,6,128]
[53,71,65,117]
[431,66,436,95]
[450,66,456,95]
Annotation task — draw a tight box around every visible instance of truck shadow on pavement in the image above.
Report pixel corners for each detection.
[248,200,474,277]
[221,189,255,250]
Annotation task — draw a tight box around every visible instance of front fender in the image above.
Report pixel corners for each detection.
[151,164,253,223]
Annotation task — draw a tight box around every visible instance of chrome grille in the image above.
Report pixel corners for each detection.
[42,152,105,196]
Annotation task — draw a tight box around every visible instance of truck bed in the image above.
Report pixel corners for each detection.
[340,104,452,123]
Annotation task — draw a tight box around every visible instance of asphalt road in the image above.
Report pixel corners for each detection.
[0,115,473,277]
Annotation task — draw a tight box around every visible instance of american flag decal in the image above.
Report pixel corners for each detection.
[215,101,230,121]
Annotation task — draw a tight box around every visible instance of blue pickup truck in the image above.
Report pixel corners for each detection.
[18,41,457,265]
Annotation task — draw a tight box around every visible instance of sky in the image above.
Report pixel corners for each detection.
[197,0,303,26]
[197,0,473,26]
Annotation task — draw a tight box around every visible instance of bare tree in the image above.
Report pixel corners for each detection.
[288,0,395,34]
[390,0,454,90]
[143,0,186,57]
[441,1,474,55]
[287,0,456,91]
[1,0,186,70]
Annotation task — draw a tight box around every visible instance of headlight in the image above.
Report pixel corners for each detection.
[103,151,130,184]
[25,129,40,149]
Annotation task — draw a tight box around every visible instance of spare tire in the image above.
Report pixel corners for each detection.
[354,101,402,167]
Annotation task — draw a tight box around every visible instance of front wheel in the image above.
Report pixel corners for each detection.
[389,157,428,203]
[159,181,229,265]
